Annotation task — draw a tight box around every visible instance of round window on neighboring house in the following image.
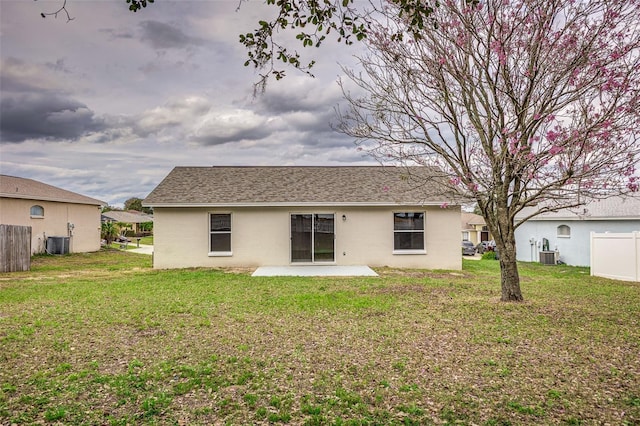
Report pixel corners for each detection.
[557,224,571,238]
[30,205,44,218]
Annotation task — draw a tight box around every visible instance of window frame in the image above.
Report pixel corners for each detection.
[392,211,426,255]
[30,205,44,219]
[557,224,571,238]
[208,213,232,256]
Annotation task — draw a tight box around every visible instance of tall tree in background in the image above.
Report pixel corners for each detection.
[124,197,143,212]
[124,197,153,214]
[337,0,640,301]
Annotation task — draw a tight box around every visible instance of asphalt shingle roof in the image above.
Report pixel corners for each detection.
[515,196,640,220]
[144,166,451,206]
[101,210,154,223]
[0,175,105,206]
[461,212,486,229]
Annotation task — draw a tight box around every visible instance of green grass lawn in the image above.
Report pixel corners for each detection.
[0,250,638,425]
[138,236,153,245]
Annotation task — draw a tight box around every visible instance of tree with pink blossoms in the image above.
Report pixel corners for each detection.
[337,0,640,301]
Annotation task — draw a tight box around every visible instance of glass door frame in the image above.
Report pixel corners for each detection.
[289,213,336,264]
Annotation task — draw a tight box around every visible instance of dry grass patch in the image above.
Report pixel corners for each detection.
[0,251,638,425]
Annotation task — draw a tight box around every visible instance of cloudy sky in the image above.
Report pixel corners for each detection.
[0,0,372,207]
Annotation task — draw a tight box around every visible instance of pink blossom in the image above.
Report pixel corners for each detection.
[508,138,520,154]
[546,130,560,142]
[599,130,611,139]
[549,145,563,155]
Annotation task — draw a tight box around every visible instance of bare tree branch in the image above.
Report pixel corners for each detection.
[36,0,74,22]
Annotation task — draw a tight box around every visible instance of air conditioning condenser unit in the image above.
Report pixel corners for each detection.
[539,251,557,265]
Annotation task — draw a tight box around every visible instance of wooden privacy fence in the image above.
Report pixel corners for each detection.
[0,224,31,272]
[590,231,640,282]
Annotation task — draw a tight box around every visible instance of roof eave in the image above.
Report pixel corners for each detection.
[515,215,640,221]
[1,193,105,206]
[144,201,456,208]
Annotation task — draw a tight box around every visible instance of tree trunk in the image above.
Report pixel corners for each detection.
[487,202,525,302]
[497,238,524,302]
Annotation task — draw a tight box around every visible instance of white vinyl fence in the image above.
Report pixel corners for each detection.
[590,232,640,282]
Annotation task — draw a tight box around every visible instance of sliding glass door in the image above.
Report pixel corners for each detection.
[290,214,335,263]
[313,214,335,262]
[291,214,313,262]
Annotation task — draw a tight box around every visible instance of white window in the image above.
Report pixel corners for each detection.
[30,205,44,218]
[557,225,571,238]
[209,213,232,256]
[462,231,470,240]
[393,212,425,253]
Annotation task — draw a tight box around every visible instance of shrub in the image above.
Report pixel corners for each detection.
[482,251,497,260]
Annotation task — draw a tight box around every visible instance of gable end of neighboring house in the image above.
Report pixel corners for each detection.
[143,166,462,270]
[461,212,493,245]
[514,197,640,266]
[0,175,105,254]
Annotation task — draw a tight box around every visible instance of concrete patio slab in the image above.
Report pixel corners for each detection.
[252,265,378,277]
[128,244,154,255]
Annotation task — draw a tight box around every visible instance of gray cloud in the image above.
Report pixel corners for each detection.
[256,77,345,114]
[0,57,104,143]
[190,109,273,146]
[0,93,104,143]
[44,59,72,74]
[99,28,135,40]
[1,57,66,94]
[138,20,205,50]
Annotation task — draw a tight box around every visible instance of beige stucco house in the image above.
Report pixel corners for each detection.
[101,210,154,235]
[461,212,493,245]
[144,166,461,270]
[0,175,104,254]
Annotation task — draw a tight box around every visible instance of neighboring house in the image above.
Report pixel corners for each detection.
[101,210,153,235]
[143,166,461,270]
[514,197,640,266]
[0,175,105,254]
[461,212,493,244]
